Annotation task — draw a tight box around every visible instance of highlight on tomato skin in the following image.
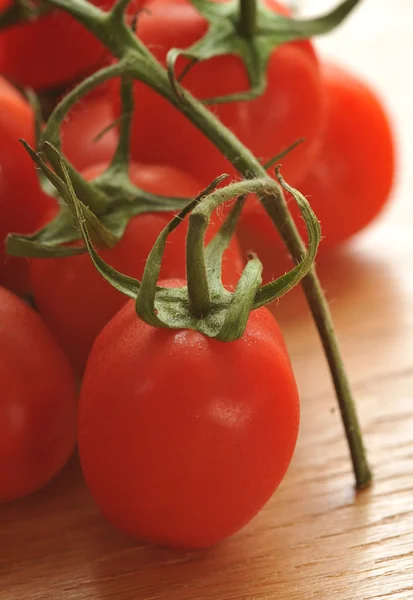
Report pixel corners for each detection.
[114,0,326,187]
[29,163,244,374]
[0,286,77,503]
[237,60,396,283]
[78,293,300,549]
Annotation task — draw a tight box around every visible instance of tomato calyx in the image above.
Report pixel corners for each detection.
[5,77,191,260]
[167,0,360,104]
[39,145,320,341]
[6,140,190,258]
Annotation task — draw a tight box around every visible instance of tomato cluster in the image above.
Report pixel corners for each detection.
[0,0,393,548]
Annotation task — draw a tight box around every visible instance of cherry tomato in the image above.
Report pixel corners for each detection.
[237,61,396,282]
[78,288,299,549]
[0,1,142,90]
[0,76,53,294]
[61,87,119,171]
[30,164,244,373]
[0,286,77,502]
[119,0,325,186]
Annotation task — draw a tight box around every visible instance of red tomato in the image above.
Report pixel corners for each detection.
[0,286,77,502]
[78,291,299,549]
[61,88,119,171]
[237,61,396,282]
[0,1,142,89]
[120,0,325,186]
[0,76,53,294]
[30,163,244,373]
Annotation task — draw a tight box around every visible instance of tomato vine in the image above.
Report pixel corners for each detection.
[7,0,371,489]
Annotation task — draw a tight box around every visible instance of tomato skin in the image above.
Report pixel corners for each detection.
[78,295,299,549]
[0,76,53,294]
[121,0,325,186]
[0,286,77,502]
[298,62,395,245]
[30,163,244,373]
[0,1,142,90]
[61,88,118,171]
[238,62,396,281]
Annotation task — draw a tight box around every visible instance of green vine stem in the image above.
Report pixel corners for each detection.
[39,0,371,489]
[108,76,134,173]
[239,0,257,37]
[40,61,128,215]
[39,58,193,211]
[42,62,128,150]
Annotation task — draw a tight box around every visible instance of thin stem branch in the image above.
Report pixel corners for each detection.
[43,61,129,148]
[108,76,134,172]
[239,0,257,38]
[41,61,132,216]
[260,196,371,487]
[186,213,211,318]
[305,277,372,487]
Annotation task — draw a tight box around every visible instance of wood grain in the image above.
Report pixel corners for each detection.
[1,0,413,598]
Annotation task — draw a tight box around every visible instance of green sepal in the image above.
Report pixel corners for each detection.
[26,141,117,247]
[205,194,246,293]
[218,254,262,341]
[6,203,84,259]
[5,138,193,260]
[5,175,193,260]
[167,0,360,104]
[62,162,141,300]
[24,90,69,199]
[92,170,190,214]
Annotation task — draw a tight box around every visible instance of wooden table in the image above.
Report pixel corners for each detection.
[1,0,412,598]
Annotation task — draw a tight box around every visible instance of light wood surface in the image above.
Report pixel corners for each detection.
[2,1,413,598]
